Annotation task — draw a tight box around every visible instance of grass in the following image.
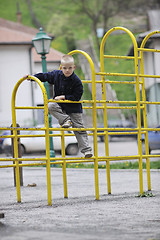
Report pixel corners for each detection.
[136,191,155,197]
[58,160,160,169]
[93,32,140,119]
[97,33,138,101]
[0,0,33,27]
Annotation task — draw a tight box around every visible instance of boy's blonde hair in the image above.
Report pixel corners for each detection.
[61,55,74,65]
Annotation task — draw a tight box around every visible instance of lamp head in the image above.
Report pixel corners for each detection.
[32,28,52,55]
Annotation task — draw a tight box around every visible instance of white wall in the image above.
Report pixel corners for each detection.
[33,61,61,107]
[143,40,160,126]
[147,83,160,126]
[143,41,160,89]
[154,39,160,77]
[0,45,33,127]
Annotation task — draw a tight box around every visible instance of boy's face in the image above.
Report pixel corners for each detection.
[61,62,75,77]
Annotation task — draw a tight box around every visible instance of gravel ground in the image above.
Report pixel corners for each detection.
[0,167,160,240]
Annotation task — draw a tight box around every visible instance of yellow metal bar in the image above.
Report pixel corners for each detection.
[106,106,137,109]
[95,106,139,110]
[11,75,52,206]
[140,101,160,105]
[0,127,46,131]
[50,99,139,104]
[36,75,52,206]
[1,153,160,170]
[139,74,160,78]
[95,106,137,110]
[1,148,158,165]
[96,71,160,79]
[49,154,140,161]
[98,80,136,85]
[100,100,138,104]
[100,26,141,194]
[0,135,14,139]
[51,155,140,161]
[100,26,144,195]
[100,28,113,195]
[138,31,160,191]
[140,50,151,191]
[134,45,144,195]
[61,129,68,198]
[81,80,92,83]
[0,164,17,168]
[96,72,136,77]
[0,157,47,161]
[142,127,160,131]
[48,99,94,104]
[11,79,22,203]
[90,57,100,200]
[68,50,99,200]
[103,54,138,60]
[15,106,44,109]
[138,47,160,53]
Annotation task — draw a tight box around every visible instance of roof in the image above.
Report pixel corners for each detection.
[0,18,63,62]
[33,48,64,62]
[0,18,39,44]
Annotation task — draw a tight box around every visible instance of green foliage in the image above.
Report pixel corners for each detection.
[63,160,160,169]
[82,83,92,101]
[0,0,33,27]
[94,33,139,118]
[51,37,68,54]
[0,0,91,50]
[136,192,155,197]
[0,0,143,110]
[101,33,137,102]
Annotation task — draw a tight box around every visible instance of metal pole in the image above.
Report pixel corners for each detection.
[11,123,23,187]
[41,54,55,158]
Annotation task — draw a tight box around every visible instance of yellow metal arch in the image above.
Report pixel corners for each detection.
[49,50,100,200]
[139,30,160,191]
[11,75,52,205]
[99,26,143,194]
[68,50,99,199]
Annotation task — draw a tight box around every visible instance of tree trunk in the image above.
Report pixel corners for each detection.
[92,22,100,50]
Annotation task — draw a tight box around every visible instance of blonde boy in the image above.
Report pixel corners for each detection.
[33,55,92,158]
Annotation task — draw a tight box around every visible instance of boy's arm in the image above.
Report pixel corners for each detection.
[23,71,58,84]
[22,73,46,81]
[34,72,55,84]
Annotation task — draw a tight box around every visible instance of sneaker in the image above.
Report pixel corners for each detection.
[84,151,93,158]
[61,120,72,128]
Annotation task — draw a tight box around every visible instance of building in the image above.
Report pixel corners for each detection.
[0,18,63,127]
[128,10,160,127]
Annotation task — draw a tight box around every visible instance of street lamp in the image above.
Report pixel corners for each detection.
[32,27,55,158]
[32,27,52,73]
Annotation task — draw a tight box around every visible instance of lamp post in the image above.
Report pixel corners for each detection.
[32,28,55,158]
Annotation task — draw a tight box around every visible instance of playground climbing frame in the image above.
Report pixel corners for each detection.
[0,27,160,206]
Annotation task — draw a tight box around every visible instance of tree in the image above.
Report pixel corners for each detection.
[72,0,128,49]
[26,0,43,29]
[30,0,160,51]
[72,0,160,49]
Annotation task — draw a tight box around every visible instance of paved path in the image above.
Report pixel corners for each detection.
[0,167,160,240]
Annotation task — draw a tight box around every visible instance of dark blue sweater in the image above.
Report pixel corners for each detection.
[35,70,83,113]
